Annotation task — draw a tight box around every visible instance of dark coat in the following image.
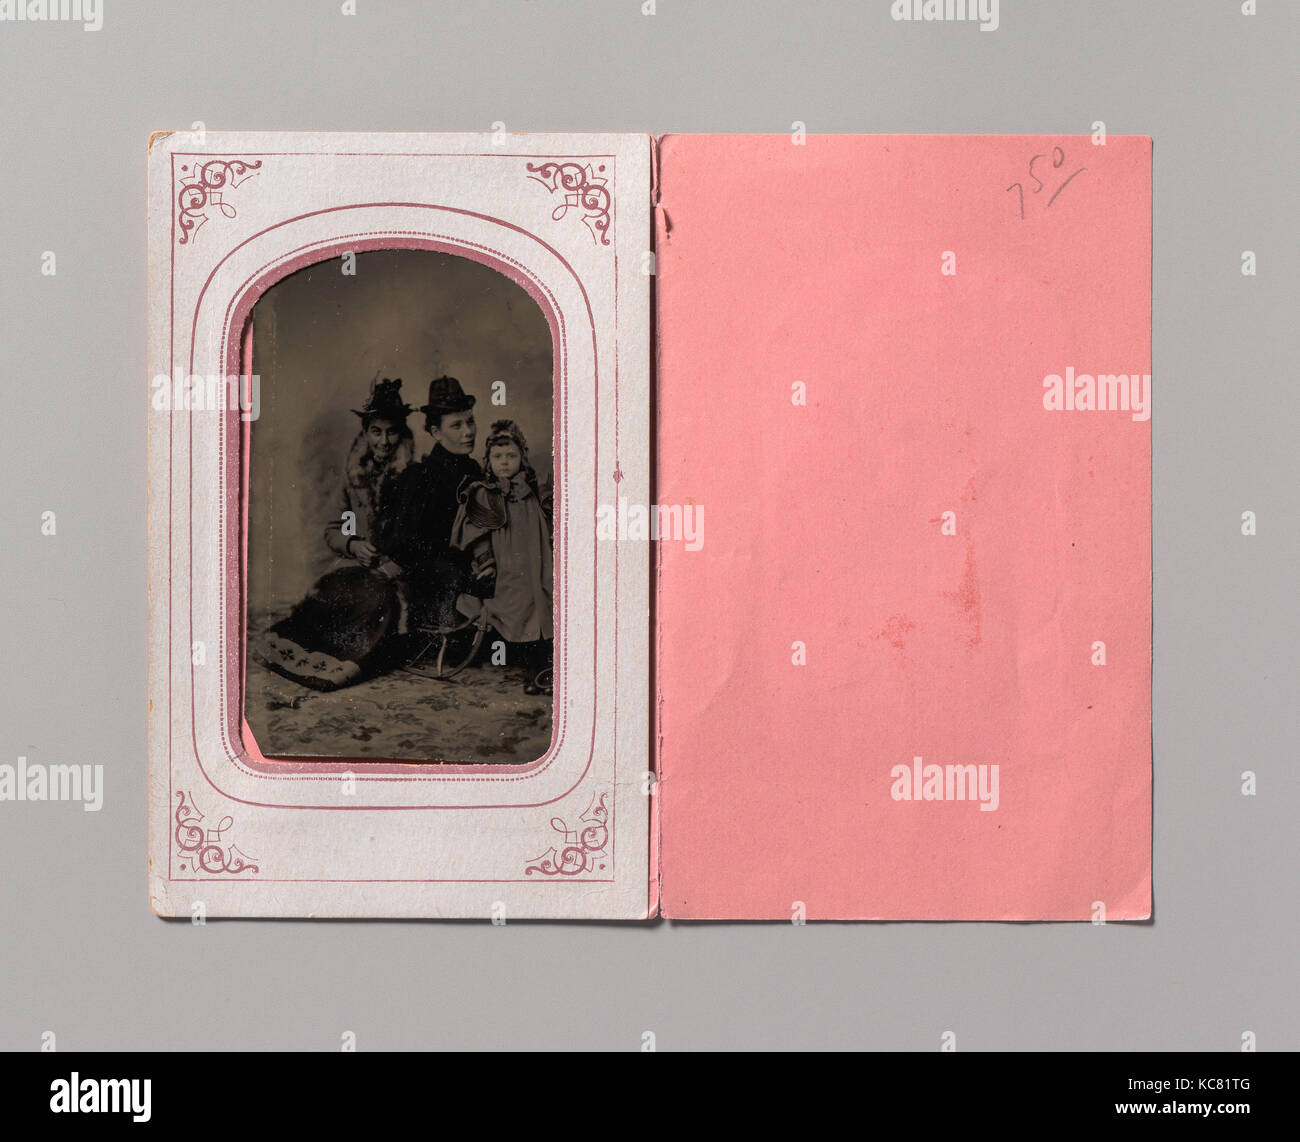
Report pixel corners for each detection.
[378,443,483,626]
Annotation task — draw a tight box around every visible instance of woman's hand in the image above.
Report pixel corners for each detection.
[349,540,380,567]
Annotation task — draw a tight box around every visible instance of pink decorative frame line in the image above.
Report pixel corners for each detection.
[164,152,623,884]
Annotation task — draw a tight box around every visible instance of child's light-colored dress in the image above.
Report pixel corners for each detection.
[450,470,553,643]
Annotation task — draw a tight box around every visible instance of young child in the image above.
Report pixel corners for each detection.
[451,420,554,693]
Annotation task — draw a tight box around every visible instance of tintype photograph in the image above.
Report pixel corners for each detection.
[149,131,650,919]
[244,248,555,764]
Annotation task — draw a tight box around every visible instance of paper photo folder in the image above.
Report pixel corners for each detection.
[147,132,1150,920]
[654,134,1151,920]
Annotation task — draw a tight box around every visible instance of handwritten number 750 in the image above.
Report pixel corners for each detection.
[1007,146,1087,219]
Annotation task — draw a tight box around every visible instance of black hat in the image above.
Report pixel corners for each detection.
[420,375,476,420]
[352,377,413,422]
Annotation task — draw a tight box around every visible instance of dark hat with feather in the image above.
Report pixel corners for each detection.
[352,377,413,423]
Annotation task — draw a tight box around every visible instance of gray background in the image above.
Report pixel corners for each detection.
[0,0,1296,1051]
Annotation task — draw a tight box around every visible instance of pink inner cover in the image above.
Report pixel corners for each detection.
[654,134,1151,920]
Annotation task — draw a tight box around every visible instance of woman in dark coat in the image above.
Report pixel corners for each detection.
[377,376,486,631]
[256,378,414,689]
